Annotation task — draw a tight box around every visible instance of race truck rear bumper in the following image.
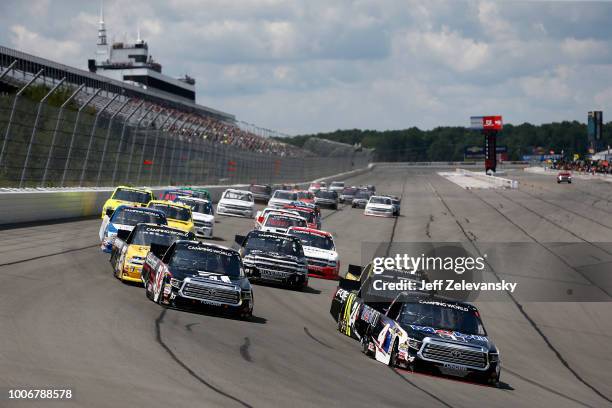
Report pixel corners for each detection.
[194,221,214,238]
[121,263,144,283]
[306,260,339,280]
[217,206,253,218]
[364,209,393,217]
[250,268,308,287]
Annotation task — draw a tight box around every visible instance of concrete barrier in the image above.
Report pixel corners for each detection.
[456,168,518,189]
[0,164,375,226]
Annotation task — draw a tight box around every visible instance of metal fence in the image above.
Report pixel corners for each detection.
[0,93,371,188]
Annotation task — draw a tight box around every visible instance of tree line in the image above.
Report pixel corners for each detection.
[279,122,612,162]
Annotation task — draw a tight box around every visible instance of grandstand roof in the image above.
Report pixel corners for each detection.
[0,44,234,121]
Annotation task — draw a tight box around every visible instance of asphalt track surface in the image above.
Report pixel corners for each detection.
[1,164,611,408]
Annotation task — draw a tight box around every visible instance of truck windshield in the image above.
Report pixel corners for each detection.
[131,228,189,247]
[149,204,191,221]
[399,302,486,336]
[370,197,391,205]
[245,235,303,257]
[112,188,151,204]
[224,191,252,201]
[264,215,306,229]
[288,230,334,250]
[297,191,313,200]
[112,209,165,226]
[250,185,271,194]
[274,191,297,200]
[292,210,315,223]
[175,198,213,215]
[316,191,336,199]
[171,248,242,277]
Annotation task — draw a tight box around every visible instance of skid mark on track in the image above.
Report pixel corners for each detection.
[425,215,433,238]
[155,309,253,408]
[490,191,612,299]
[0,244,99,267]
[240,337,252,362]
[185,323,198,332]
[428,176,612,405]
[303,327,334,349]
[390,368,456,408]
[504,368,596,408]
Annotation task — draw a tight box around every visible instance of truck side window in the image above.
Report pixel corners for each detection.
[387,301,402,320]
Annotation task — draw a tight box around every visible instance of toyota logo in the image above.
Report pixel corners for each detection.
[204,289,217,296]
[451,350,462,358]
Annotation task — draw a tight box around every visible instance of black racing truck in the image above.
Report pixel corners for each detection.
[235,230,309,290]
[142,240,255,319]
[330,264,501,385]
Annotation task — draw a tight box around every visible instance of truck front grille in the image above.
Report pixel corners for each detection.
[421,341,486,369]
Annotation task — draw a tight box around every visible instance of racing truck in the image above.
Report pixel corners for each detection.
[287,227,339,279]
[174,196,215,239]
[254,208,299,229]
[110,224,194,283]
[314,190,339,209]
[249,184,273,203]
[296,190,315,204]
[330,264,501,385]
[101,186,154,218]
[147,200,195,233]
[351,189,372,209]
[339,186,358,204]
[142,240,255,319]
[267,190,298,209]
[217,189,255,218]
[557,171,572,184]
[235,230,309,289]
[99,205,167,253]
[364,196,395,217]
[283,204,320,229]
[259,212,307,234]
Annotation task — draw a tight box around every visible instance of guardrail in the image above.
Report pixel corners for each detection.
[524,166,612,182]
[456,168,518,189]
[375,161,528,167]
[0,164,375,226]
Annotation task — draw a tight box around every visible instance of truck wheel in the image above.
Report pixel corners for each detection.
[145,281,153,300]
[361,336,373,357]
[388,341,399,367]
[476,371,500,387]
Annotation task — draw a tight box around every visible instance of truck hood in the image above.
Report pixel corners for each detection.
[244,249,304,264]
[169,267,250,288]
[303,246,338,262]
[107,223,135,235]
[192,212,214,223]
[404,324,495,352]
[366,204,393,211]
[268,198,293,205]
[219,199,254,208]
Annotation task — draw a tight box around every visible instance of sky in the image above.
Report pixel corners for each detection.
[0,0,611,135]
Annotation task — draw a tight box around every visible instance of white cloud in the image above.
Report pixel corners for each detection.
[403,27,489,72]
[9,25,82,63]
[561,37,609,61]
[0,0,611,133]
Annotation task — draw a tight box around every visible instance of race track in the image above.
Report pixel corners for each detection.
[1,164,611,408]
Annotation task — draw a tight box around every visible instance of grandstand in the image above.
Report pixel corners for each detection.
[0,43,372,188]
[0,45,305,158]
